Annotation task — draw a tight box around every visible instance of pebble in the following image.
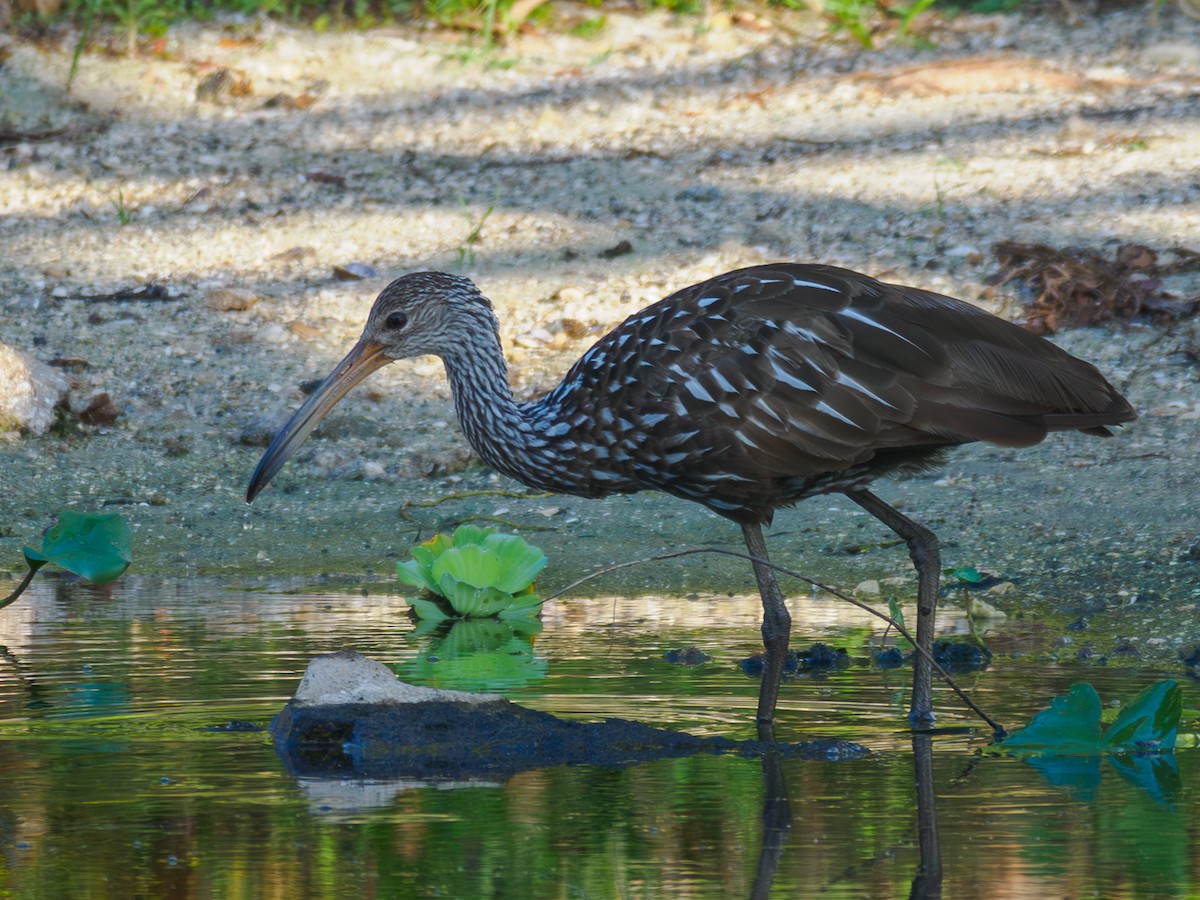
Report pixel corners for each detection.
[204,287,259,311]
[1141,41,1200,67]
[0,342,70,435]
[258,323,290,344]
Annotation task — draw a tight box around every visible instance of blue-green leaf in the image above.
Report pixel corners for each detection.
[24,511,131,584]
[1000,683,1104,754]
[1104,680,1181,751]
[950,565,983,584]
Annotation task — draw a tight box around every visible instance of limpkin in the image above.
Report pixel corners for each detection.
[247,264,1135,736]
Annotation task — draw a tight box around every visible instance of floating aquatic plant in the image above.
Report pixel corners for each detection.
[987,680,1186,803]
[991,680,1182,756]
[397,524,546,623]
[3,511,132,610]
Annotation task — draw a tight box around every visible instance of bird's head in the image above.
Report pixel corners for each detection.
[246,271,494,502]
[362,271,497,361]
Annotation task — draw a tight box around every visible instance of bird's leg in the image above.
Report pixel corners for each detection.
[847,489,940,727]
[741,522,792,743]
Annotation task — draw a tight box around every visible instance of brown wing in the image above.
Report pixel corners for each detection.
[539,263,1134,515]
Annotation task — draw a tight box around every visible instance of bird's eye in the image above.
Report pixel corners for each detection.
[385,311,408,330]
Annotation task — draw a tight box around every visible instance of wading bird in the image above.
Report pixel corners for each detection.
[247,264,1135,739]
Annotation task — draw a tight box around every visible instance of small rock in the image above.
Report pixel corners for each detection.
[664,647,711,666]
[874,647,905,669]
[554,287,585,305]
[79,392,120,426]
[967,597,1007,621]
[600,239,633,259]
[259,323,290,345]
[514,327,555,348]
[289,321,323,341]
[204,287,258,311]
[855,579,881,596]
[932,640,989,672]
[292,650,504,707]
[793,643,850,670]
[333,263,375,281]
[559,317,590,339]
[0,342,69,435]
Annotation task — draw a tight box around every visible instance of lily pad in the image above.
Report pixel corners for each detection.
[22,511,132,584]
[995,680,1181,756]
[1104,680,1181,751]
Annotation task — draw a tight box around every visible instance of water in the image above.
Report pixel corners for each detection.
[0,576,1192,898]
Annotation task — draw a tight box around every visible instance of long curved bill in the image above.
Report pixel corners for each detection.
[246,339,391,502]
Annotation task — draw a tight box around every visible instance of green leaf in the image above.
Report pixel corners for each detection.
[396,561,439,595]
[1000,683,1104,754]
[29,511,132,584]
[482,533,547,593]
[438,572,528,618]
[1104,680,1181,751]
[451,524,492,548]
[407,597,452,622]
[950,565,983,584]
[497,592,544,622]
[433,544,503,590]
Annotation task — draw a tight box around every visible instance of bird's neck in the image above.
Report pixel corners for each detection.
[440,329,547,484]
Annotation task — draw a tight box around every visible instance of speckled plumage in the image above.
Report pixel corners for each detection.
[364,265,1132,523]
[248,263,1135,735]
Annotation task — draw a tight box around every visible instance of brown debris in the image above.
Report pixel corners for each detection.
[860,57,1087,99]
[79,392,120,426]
[195,69,254,106]
[600,239,633,260]
[992,241,1200,334]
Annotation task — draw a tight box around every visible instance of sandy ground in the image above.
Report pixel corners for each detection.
[0,5,1198,662]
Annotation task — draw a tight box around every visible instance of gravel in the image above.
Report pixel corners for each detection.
[0,6,1198,660]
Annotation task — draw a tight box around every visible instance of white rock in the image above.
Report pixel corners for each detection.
[0,342,69,435]
[292,650,499,707]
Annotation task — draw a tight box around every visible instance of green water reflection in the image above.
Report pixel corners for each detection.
[0,577,1194,898]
